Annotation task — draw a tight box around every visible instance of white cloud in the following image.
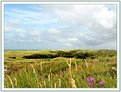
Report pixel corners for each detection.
[94,6,116,29]
[44,5,116,47]
[48,28,61,34]
[68,38,78,41]
[5,4,117,50]
[5,19,21,32]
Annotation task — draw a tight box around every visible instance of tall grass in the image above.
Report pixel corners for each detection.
[4,50,117,88]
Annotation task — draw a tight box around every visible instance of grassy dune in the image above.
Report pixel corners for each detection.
[4,49,117,88]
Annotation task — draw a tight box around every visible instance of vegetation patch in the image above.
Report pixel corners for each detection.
[4,49,117,88]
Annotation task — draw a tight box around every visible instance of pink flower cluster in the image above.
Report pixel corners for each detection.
[86,76,105,88]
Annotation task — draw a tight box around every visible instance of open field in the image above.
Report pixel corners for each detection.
[4,49,117,88]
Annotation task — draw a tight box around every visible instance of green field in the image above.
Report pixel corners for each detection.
[4,49,117,88]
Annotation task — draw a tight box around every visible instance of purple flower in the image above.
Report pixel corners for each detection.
[100,80,105,87]
[86,77,96,88]
[86,77,95,83]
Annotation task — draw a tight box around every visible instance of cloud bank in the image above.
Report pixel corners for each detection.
[5,4,117,50]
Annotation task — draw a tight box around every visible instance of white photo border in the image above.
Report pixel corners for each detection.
[2,1,120,91]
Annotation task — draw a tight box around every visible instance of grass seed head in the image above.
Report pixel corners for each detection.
[70,78,76,88]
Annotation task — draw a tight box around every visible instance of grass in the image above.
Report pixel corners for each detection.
[4,49,117,88]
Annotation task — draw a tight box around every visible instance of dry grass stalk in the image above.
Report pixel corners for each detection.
[30,64,36,74]
[40,62,43,72]
[30,64,39,87]
[75,61,78,71]
[48,74,51,82]
[66,58,77,88]
[65,58,72,77]
[4,78,8,88]
[14,77,17,86]
[6,75,14,88]
[69,58,72,77]
[50,69,52,73]
[43,81,46,87]
[70,78,77,88]
[84,59,89,68]
[58,78,61,87]
[112,67,117,71]
[48,73,52,87]
[54,83,57,88]
[39,82,42,88]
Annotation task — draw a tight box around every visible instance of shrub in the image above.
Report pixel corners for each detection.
[74,51,94,59]
[23,54,57,59]
[22,50,96,59]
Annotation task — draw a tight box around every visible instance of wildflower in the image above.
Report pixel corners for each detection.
[86,77,96,88]
[99,80,105,87]
[86,77,95,83]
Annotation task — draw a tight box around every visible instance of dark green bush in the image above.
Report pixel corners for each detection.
[74,51,94,59]
[22,49,116,59]
[22,54,57,59]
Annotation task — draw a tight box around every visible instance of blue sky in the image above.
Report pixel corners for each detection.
[4,4,117,50]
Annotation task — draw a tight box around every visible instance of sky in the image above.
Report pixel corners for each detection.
[4,4,117,50]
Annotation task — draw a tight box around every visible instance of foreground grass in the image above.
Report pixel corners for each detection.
[4,50,117,88]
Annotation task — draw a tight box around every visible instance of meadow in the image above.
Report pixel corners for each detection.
[4,49,117,88]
